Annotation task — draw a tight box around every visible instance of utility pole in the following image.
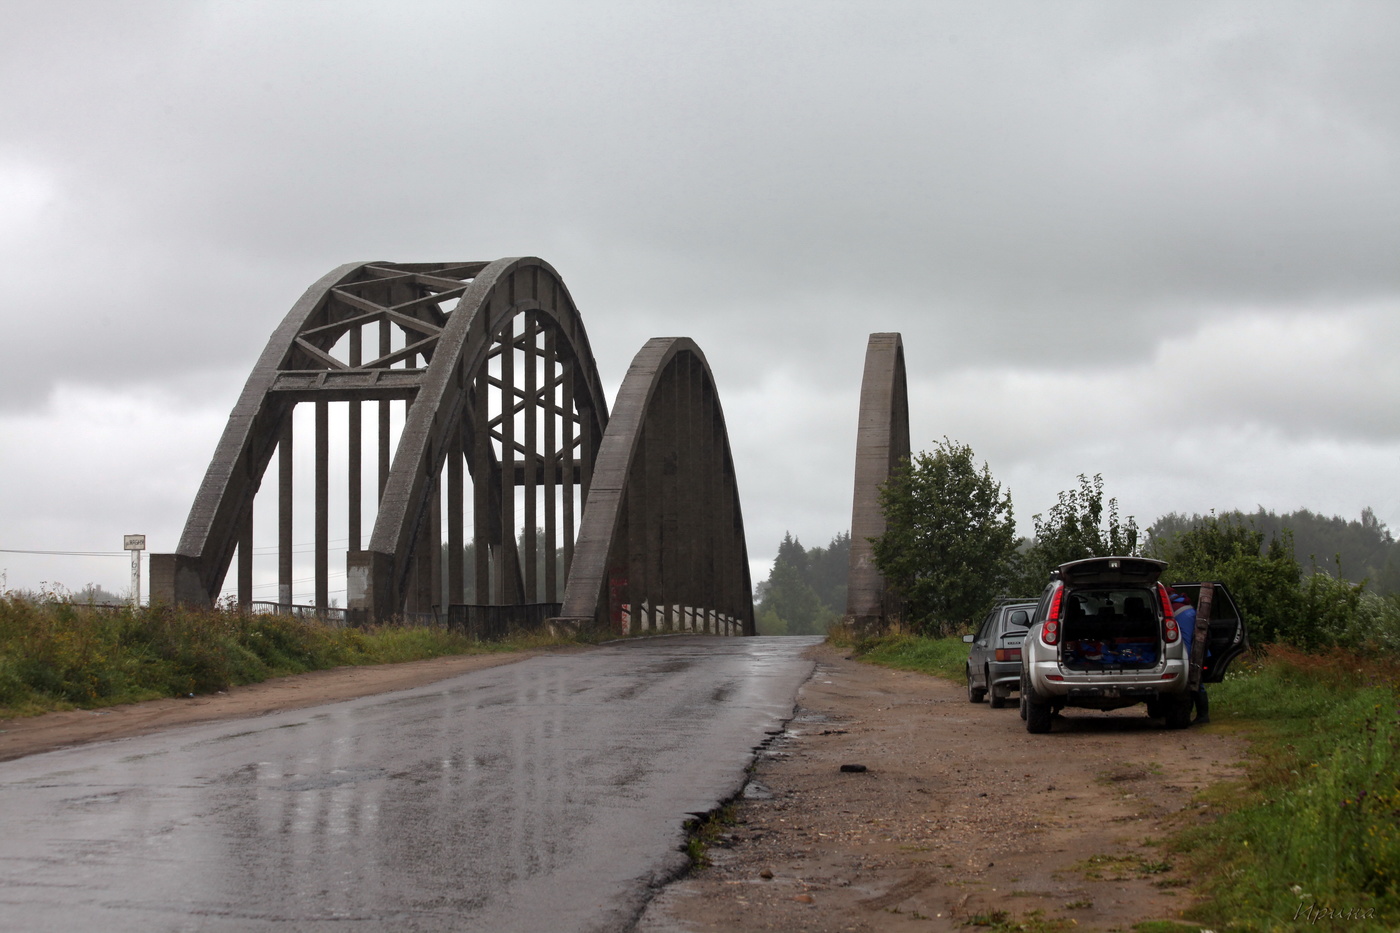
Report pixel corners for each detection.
[123,535,146,608]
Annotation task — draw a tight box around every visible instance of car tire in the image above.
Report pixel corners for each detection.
[988,669,1006,708]
[1025,689,1053,734]
[1163,698,1192,730]
[967,667,986,703]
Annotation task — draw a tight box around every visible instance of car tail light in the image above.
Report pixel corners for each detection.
[1042,588,1063,646]
[995,647,1022,662]
[1158,583,1180,644]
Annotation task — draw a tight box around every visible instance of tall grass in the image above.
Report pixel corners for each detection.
[0,593,574,717]
[841,630,969,681]
[1179,646,1399,931]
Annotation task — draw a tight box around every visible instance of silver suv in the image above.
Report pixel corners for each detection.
[1019,557,1246,733]
[963,599,1036,708]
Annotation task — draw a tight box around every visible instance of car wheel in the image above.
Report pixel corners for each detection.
[1025,688,1053,734]
[1019,675,1028,720]
[967,667,986,703]
[988,669,1006,708]
[1163,698,1192,730]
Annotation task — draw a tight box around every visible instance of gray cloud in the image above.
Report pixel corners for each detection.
[1,1,1397,592]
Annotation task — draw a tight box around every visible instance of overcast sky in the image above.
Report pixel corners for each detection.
[1,1,1396,603]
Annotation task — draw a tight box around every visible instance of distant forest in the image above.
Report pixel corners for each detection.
[1146,507,1400,596]
[754,532,850,635]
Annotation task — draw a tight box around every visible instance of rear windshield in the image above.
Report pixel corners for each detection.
[1062,587,1161,668]
[1003,608,1032,631]
[1064,588,1159,628]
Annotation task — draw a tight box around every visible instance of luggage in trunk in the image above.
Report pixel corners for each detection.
[1059,588,1161,671]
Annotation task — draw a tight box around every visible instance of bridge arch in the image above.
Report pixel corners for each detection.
[152,258,610,622]
[557,338,754,635]
[844,332,910,632]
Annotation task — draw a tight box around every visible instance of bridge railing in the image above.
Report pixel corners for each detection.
[246,600,348,625]
[616,604,743,637]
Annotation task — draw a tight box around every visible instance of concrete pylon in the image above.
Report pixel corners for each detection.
[844,333,910,633]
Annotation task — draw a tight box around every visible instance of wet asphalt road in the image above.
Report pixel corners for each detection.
[0,635,821,932]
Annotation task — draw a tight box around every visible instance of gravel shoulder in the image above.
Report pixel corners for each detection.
[638,642,1244,933]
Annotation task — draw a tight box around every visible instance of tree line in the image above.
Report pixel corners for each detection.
[1149,506,1400,596]
[753,532,850,635]
[753,437,1400,647]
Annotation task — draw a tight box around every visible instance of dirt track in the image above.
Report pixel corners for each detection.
[639,643,1243,933]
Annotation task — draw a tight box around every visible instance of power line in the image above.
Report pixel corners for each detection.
[0,548,126,557]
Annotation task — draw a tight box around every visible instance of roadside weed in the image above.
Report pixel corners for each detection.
[850,633,967,680]
[0,592,584,716]
[1176,647,1399,930]
[682,802,739,870]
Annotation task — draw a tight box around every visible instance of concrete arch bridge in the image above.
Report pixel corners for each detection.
[151,258,753,635]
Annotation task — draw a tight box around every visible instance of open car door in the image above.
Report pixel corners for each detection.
[1171,582,1249,683]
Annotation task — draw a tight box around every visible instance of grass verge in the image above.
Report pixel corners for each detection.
[836,629,968,681]
[0,593,587,718]
[849,633,1400,931]
[1174,645,1399,931]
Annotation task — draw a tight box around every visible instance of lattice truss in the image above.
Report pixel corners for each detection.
[152,259,609,619]
[446,311,595,611]
[280,263,476,379]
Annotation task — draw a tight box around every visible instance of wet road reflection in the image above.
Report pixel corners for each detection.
[0,635,820,932]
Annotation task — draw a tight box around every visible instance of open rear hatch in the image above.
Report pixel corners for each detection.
[1058,557,1166,587]
[1058,585,1163,671]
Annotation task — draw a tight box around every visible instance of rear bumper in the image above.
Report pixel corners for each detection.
[1027,659,1189,703]
[1065,683,1171,700]
[989,660,1021,690]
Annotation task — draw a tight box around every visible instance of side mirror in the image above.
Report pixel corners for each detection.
[962,634,974,643]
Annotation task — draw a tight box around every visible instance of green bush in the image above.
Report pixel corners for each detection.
[874,439,1019,635]
[1351,593,1400,652]
[0,593,573,717]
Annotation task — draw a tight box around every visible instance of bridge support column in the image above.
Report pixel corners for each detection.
[844,333,910,635]
[348,550,396,626]
[150,553,211,608]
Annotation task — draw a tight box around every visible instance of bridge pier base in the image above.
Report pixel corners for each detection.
[149,554,211,609]
[347,550,396,626]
